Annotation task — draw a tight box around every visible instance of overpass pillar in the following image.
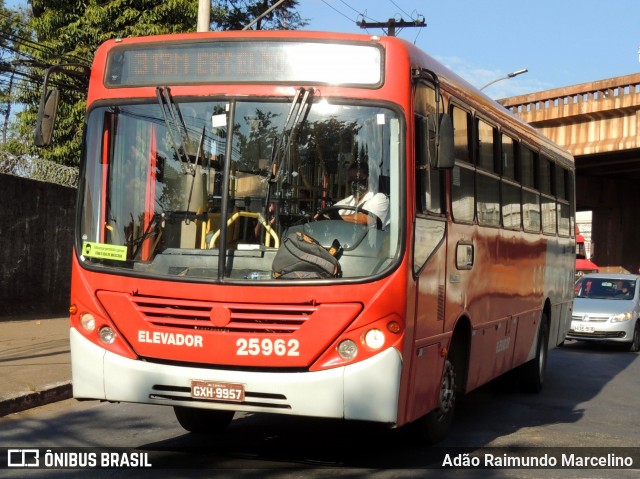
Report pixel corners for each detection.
[592,205,640,274]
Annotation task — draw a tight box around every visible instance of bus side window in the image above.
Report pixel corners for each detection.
[450,105,475,223]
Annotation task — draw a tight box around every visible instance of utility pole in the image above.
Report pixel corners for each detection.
[197,0,210,32]
[357,17,425,37]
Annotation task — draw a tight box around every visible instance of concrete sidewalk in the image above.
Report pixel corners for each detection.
[0,316,72,417]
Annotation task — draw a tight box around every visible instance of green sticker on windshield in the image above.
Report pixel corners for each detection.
[82,242,127,261]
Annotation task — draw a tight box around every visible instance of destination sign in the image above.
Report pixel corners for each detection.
[105,40,383,87]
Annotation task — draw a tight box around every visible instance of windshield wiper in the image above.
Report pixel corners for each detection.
[156,86,195,175]
[184,126,206,222]
[126,212,165,259]
[156,86,208,222]
[272,87,314,182]
[265,87,314,220]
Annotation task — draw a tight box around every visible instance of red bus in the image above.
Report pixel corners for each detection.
[36,30,575,443]
[575,225,598,279]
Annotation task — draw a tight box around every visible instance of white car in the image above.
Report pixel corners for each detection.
[569,273,640,352]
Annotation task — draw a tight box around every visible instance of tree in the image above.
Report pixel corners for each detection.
[212,0,307,31]
[11,1,202,166]
[0,1,29,152]
[13,1,307,166]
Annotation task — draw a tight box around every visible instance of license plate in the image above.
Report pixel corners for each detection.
[574,324,595,333]
[190,380,245,402]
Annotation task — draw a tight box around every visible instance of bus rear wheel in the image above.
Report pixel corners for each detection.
[173,406,234,434]
[518,315,549,393]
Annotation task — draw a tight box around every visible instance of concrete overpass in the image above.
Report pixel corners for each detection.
[501,73,640,273]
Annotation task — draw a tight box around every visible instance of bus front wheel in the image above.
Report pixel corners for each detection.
[173,406,235,434]
[410,358,457,444]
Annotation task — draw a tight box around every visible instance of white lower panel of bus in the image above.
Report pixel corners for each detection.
[70,328,402,424]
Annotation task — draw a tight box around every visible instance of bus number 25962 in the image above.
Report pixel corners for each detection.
[236,338,300,356]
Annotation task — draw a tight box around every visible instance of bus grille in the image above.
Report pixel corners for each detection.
[131,296,316,334]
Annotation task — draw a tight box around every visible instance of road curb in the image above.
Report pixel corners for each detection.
[0,382,72,417]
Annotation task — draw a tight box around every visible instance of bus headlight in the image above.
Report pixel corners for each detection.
[98,326,116,344]
[79,313,96,332]
[337,339,358,360]
[364,328,385,349]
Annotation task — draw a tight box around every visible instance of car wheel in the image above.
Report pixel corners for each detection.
[628,321,640,353]
[173,406,234,433]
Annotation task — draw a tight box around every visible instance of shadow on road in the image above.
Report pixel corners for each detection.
[0,341,636,475]
[137,343,638,470]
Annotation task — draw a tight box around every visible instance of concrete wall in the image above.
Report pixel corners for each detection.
[0,174,75,317]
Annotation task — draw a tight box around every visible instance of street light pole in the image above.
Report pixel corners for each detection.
[480,68,528,91]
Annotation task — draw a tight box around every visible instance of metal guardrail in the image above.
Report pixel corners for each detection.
[0,155,78,188]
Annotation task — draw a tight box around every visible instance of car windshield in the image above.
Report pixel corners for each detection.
[575,278,636,300]
[79,95,402,282]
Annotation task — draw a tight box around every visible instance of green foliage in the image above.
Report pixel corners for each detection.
[13,0,202,165]
[9,1,307,166]
[30,0,200,64]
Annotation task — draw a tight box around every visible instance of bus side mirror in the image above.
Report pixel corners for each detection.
[34,63,90,148]
[418,113,455,170]
[434,113,454,169]
[34,87,60,147]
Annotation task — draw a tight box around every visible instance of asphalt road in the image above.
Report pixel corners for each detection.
[1,340,639,479]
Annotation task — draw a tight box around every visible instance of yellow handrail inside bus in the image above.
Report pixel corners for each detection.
[205,211,279,249]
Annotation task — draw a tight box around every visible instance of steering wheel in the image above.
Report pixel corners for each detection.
[315,205,383,230]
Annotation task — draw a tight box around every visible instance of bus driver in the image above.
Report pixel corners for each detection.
[333,161,389,227]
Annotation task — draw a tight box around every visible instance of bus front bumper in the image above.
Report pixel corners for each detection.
[70,327,402,424]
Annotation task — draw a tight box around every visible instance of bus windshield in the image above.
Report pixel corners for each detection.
[79,95,401,281]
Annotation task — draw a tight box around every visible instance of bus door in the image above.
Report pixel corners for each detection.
[408,178,448,420]
[406,80,452,419]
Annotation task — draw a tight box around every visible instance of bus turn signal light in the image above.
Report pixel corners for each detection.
[387,321,401,334]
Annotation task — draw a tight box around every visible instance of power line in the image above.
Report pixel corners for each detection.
[319,0,356,24]
[318,0,426,38]
[0,11,91,65]
[388,0,414,19]
[338,1,381,22]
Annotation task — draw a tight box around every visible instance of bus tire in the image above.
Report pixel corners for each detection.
[173,406,234,434]
[410,358,456,445]
[518,315,549,393]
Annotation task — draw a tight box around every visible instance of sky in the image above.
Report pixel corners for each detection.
[297,0,640,98]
